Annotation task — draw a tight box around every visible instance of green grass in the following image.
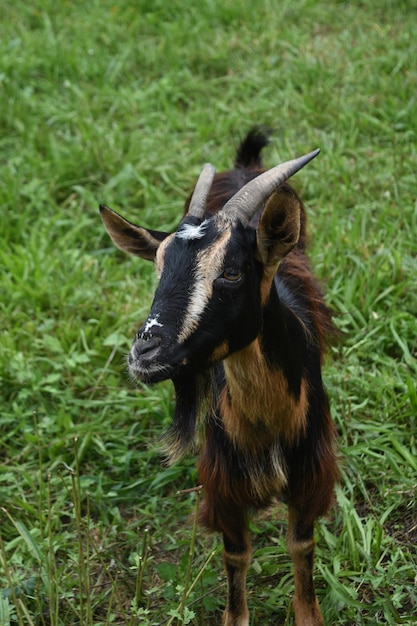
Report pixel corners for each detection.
[1,0,416,624]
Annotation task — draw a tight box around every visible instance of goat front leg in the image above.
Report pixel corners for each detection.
[222,525,252,626]
[287,506,324,626]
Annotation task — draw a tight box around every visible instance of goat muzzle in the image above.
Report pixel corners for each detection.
[132,334,162,361]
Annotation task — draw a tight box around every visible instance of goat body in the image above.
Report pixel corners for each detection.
[100,129,338,625]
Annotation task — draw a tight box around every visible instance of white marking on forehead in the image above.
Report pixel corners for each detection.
[176,219,209,241]
[178,227,232,343]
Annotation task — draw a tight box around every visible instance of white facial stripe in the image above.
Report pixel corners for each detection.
[178,227,232,344]
[176,219,209,241]
[155,234,174,277]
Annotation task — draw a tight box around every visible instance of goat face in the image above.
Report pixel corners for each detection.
[100,149,319,384]
[131,213,264,382]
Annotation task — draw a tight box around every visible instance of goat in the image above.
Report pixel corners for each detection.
[100,129,338,626]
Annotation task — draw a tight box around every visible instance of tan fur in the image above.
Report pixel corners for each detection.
[222,339,308,448]
[256,190,302,306]
[222,544,252,626]
[210,340,230,364]
[256,190,301,270]
[287,507,325,626]
[178,226,232,343]
[154,234,174,277]
[259,270,276,306]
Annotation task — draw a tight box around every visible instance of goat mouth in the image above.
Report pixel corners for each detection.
[127,335,171,382]
[128,344,185,383]
[128,359,174,384]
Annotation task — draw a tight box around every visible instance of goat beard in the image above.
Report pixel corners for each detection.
[160,367,221,464]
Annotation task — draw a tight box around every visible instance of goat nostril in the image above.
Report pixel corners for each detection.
[135,335,162,358]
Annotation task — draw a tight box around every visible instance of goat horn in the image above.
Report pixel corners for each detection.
[222,149,320,223]
[187,163,216,219]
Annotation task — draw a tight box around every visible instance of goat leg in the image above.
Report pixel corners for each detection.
[286,506,324,626]
[222,528,252,626]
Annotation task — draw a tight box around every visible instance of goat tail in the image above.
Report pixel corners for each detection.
[234,126,271,169]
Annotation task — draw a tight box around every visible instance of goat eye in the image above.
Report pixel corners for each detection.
[222,267,242,282]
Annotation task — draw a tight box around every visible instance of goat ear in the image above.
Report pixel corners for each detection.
[255,187,301,271]
[100,205,168,261]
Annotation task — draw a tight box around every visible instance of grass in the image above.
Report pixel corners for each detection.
[0,0,416,623]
